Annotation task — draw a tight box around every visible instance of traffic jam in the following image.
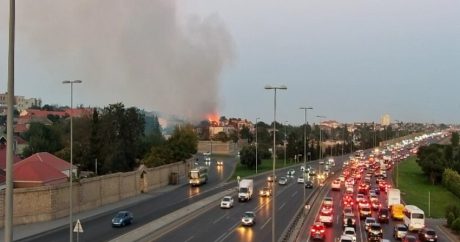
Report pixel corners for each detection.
[309,132,444,242]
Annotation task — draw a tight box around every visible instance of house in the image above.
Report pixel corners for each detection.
[19,152,77,178]
[13,159,68,188]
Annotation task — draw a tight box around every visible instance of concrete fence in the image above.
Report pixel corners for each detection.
[0,160,190,227]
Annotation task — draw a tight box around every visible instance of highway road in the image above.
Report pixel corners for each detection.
[298,137,451,242]
[17,154,238,242]
[155,155,348,242]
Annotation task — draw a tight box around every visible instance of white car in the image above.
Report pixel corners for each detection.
[297,177,305,183]
[339,235,355,242]
[343,227,357,242]
[220,196,234,208]
[278,177,288,185]
[331,179,341,190]
[241,211,256,226]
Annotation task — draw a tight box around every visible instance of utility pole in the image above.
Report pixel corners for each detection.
[255,117,260,174]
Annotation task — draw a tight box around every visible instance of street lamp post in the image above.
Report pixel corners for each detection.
[255,117,260,174]
[300,107,313,204]
[316,115,326,176]
[63,80,82,242]
[265,85,287,242]
[284,121,288,167]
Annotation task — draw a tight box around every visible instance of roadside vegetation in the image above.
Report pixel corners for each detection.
[394,157,460,218]
[404,132,460,232]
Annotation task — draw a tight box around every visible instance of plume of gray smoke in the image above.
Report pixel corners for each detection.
[8,0,234,122]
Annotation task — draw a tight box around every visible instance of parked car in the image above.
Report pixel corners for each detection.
[220,196,234,208]
[111,211,133,227]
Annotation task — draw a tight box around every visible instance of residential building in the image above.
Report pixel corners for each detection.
[0,92,42,113]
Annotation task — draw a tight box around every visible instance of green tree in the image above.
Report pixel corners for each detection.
[214,131,230,142]
[239,145,260,169]
[22,123,64,157]
[451,132,459,147]
[240,126,252,141]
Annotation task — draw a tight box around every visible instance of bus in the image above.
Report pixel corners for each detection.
[189,167,208,186]
[403,205,425,231]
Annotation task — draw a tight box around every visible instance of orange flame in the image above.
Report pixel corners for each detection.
[207,112,220,126]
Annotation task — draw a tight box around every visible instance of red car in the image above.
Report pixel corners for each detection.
[310,222,326,240]
[343,195,354,207]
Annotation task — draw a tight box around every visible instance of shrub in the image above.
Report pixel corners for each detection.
[451,217,460,232]
[447,212,456,227]
[442,169,460,198]
[445,204,460,219]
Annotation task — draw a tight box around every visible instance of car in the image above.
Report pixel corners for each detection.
[371,200,381,210]
[220,196,234,208]
[278,177,288,185]
[356,194,366,203]
[391,204,405,220]
[267,175,277,182]
[402,235,417,242]
[310,222,326,240]
[343,227,357,242]
[297,176,305,183]
[305,180,314,188]
[287,169,295,176]
[331,179,341,190]
[418,227,438,242]
[323,197,333,206]
[343,196,354,207]
[367,223,383,238]
[359,207,372,219]
[393,224,408,239]
[343,214,356,228]
[364,217,377,231]
[309,169,317,176]
[321,204,333,214]
[345,186,354,195]
[300,165,305,171]
[343,206,353,216]
[319,210,333,226]
[378,208,389,223]
[359,199,370,209]
[259,187,272,197]
[339,235,354,242]
[111,211,133,227]
[241,211,256,226]
[319,160,325,165]
[216,160,224,166]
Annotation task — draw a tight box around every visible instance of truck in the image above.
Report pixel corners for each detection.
[387,188,401,208]
[238,179,254,202]
[188,167,208,186]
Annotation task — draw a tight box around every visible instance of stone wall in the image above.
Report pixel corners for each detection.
[0,160,190,227]
[198,141,238,155]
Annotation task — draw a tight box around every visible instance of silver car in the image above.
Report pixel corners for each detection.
[241,211,256,226]
[220,196,234,208]
[278,177,288,185]
[393,224,408,239]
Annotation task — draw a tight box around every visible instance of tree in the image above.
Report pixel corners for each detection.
[240,126,252,141]
[214,131,229,142]
[239,145,260,169]
[144,124,198,167]
[22,123,64,157]
[451,132,459,147]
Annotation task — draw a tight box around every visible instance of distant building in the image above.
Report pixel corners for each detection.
[0,92,42,113]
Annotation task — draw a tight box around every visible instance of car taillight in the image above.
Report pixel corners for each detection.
[320,229,325,233]
[311,229,316,232]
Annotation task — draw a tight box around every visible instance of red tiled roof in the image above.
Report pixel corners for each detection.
[14,123,28,133]
[13,159,67,183]
[0,145,21,170]
[65,108,92,118]
[19,152,75,172]
[21,109,67,118]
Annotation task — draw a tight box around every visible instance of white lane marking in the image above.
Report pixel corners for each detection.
[279,202,286,211]
[215,222,241,242]
[212,213,227,224]
[183,235,194,242]
[260,217,272,230]
[291,191,298,198]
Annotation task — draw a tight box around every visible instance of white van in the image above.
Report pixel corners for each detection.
[403,205,425,231]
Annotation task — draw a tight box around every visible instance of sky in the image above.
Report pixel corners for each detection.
[1,0,460,125]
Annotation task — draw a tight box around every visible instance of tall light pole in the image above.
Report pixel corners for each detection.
[284,121,288,167]
[316,115,327,160]
[255,117,260,174]
[63,80,82,242]
[5,1,15,241]
[300,107,313,204]
[265,84,287,242]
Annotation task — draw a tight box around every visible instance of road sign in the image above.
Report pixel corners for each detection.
[73,219,83,233]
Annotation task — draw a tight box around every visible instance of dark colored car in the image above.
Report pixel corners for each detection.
[378,208,389,223]
[418,227,438,242]
[367,223,383,239]
[111,211,133,227]
[402,235,417,242]
[305,180,314,189]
